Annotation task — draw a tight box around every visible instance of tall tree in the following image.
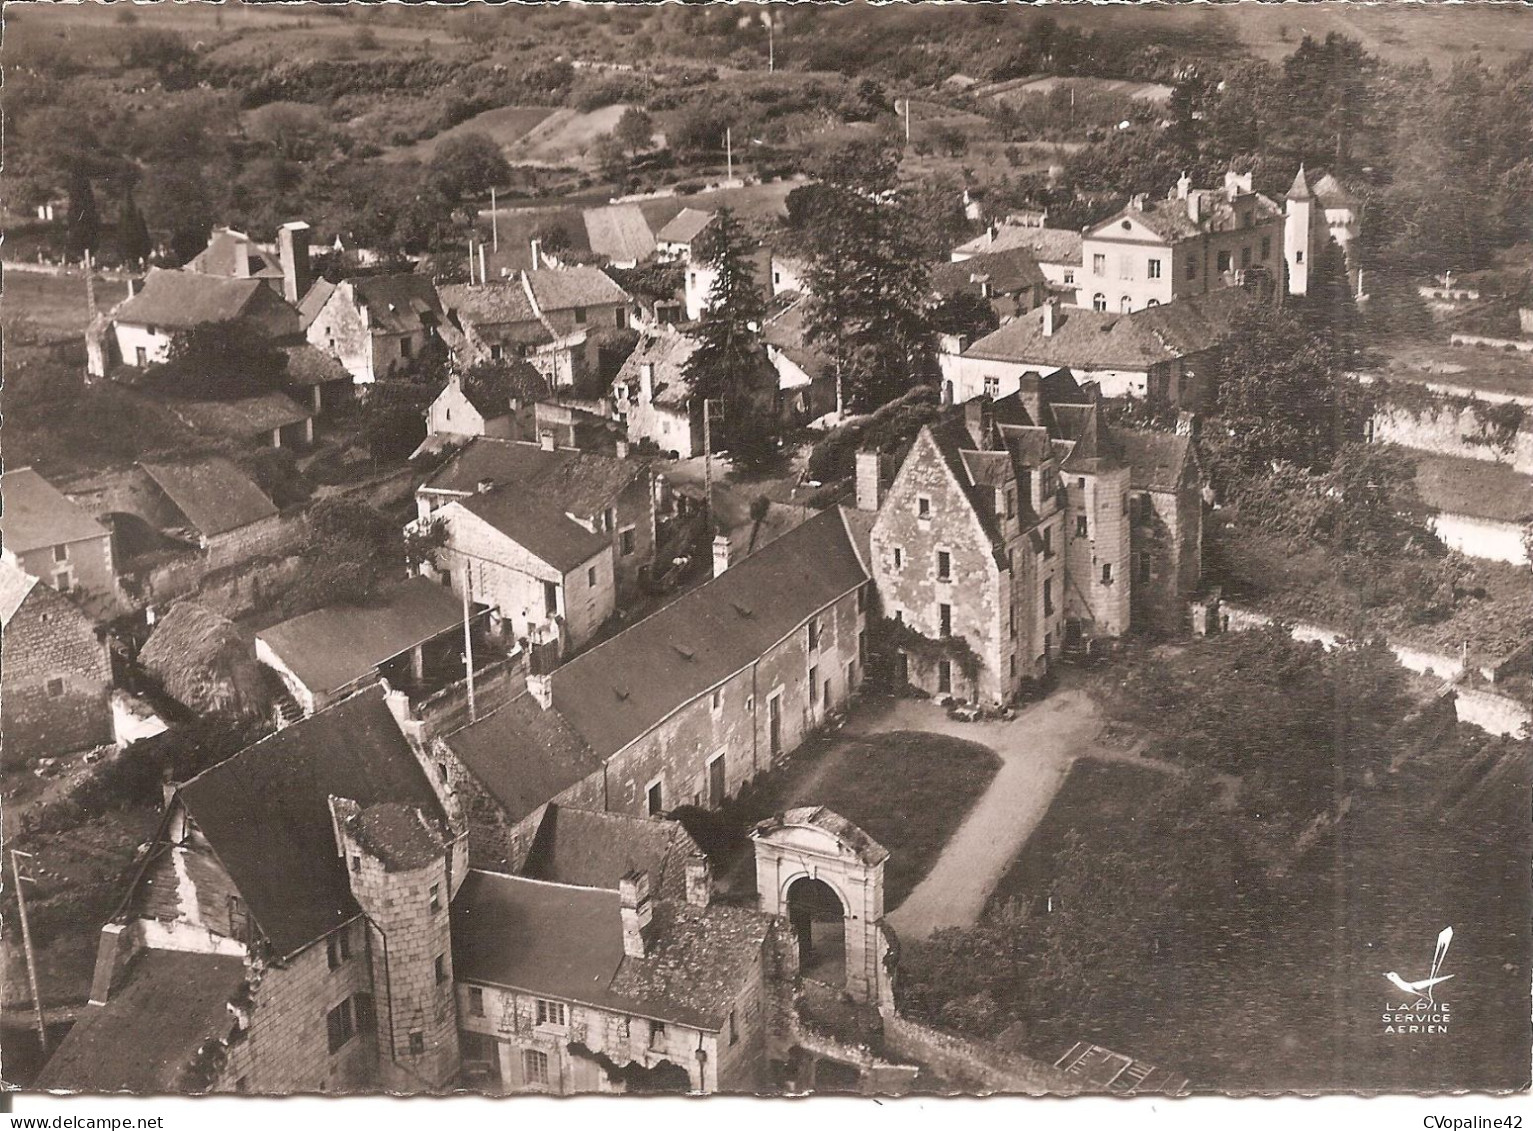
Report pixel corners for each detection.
[680,208,775,470]
[613,106,655,156]
[65,167,100,262]
[116,188,152,268]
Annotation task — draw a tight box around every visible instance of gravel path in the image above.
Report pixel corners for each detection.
[847,689,1161,940]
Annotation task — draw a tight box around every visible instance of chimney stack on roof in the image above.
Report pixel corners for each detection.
[1129,193,1146,212]
[278,221,312,307]
[964,397,995,450]
[1176,411,1201,439]
[712,534,733,578]
[530,239,542,272]
[619,869,654,958]
[1176,172,1191,200]
[1041,298,1058,338]
[476,477,495,494]
[540,432,557,452]
[1224,170,1252,199]
[855,449,889,513]
[685,854,713,909]
[1187,190,1204,225]
[615,439,630,460]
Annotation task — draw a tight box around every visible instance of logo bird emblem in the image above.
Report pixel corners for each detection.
[1384,927,1454,1004]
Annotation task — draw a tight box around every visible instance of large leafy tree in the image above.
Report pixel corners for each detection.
[116,188,152,268]
[428,132,510,202]
[146,323,289,399]
[681,208,776,470]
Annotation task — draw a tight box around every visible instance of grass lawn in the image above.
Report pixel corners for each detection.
[388,105,559,164]
[693,727,1000,913]
[1366,340,1533,400]
[6,271,129,342]
[985,759,1172,916]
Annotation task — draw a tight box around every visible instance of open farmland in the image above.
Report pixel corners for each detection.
[387,105,558,163]
[504,104,636,168]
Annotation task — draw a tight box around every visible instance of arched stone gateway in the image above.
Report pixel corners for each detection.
[752,807,891,1005]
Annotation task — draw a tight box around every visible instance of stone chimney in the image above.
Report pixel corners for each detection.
[712,534,733,577]
[1129,193,1146,212]
[619,869,654,958]
[525,621,560,708]
[615,439,630,460]
[938,332,968,357]
[1224,170,1252,199]
[540,432,557,452]
[277,221,312,306]
[1176,411,1201,440]
[1041,298,1058,338]
[476,477,495,494]
[530,239,542,271]
[685,854,713,909]
[964,397,994,450]
[855,449,889,513]
[1187,191,1204,225]
[1176,172,1191,200]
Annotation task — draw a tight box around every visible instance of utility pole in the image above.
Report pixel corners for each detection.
[726,127,733,186]
[702,398,717,538]
[490,187,499,253]
[12,850,48,1056]
[904,98,912,148]
[461,564,477,724]
[768,19,774,73]
[468,238,477,286]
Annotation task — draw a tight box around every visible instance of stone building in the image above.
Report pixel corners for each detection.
[0,467,117,604]
[305,275,447,384]
[1284,166,1364,297]
[415,437,658,607]
[1075,171,1284,313]
[36,689,467,1094]
[0,560,114,765]
[868,380,1202,704]
[432,507,874,870]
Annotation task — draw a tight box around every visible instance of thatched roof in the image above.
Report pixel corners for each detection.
[140,601,268,719]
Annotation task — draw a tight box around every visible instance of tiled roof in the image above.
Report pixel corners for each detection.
[34,950,247,1093]
[175,686,445,956]
[931,247,1048,299]
[522,805,702,903]
[0,559,39,627]
[549,508,870,760]
[281,342,350,386]
[615,332,699,409]
[1092,189,1283,244]
[166,391,312,439]
[453,870,771,1030]
[186,227,284,280]
[1286,165,1316,201]
[438,280,541,328]
[256,577,465,699]
[348,274,444,335]
[524,265,631,314]
[458,362,549,418]
[655,208,715,246]
[954,225,1083,265]
[112,268,266,329]
[424,438,645,520]
[582,205,656,265]
[0,467,109,554]
[459,487,610,573]
[139,458,278,538]
[763,299,833,386]
[441,692,602,826]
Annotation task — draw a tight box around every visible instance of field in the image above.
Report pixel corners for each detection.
[5,270,130,343]
[389,105,558,163]
[504,104,637,168]
[978,74,1174,106]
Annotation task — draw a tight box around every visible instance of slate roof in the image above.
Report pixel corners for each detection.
[281,342,350,386]
[175,686,444,957]
[256,577,465,699]
[1113,428,1193,492]
[186,227,283,281]
[139,459,278,538]
[763,299,833,386]
[297,278,337,332]
[34,950,247,1094]
[166,392,312,439]
[458,362,549,418]
[524,265,631,313]
[453,871,771,1031]
[1286,165,1317,201]
[615,332,699,409]
[964,290,1249,370]
[1093,189,1282,244]
[954,225,1082,265]
[424,438,645,520]
[459,487,610,573]
[931,247,1048,299]
[441,692,603,826]
[0,559,40,627]
[522,805,702,903]
[582,205,656,265]
[1312,172,1359,207]
[0,467,109,554]
[113,269,267,329]
[655,208,715,246]
[549,508,870,760]
[348,274,444,335]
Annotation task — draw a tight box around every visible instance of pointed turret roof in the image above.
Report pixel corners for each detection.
[1311,172,1358,207]
[1286,164,1316,201]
